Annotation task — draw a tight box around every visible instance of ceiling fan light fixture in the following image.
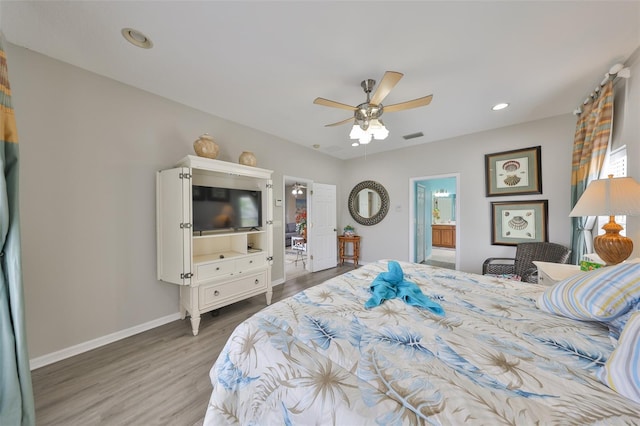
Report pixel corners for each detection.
[314,71,433,147]
[291,183,304,197]
[369,118,389,140]
[349,123,362,139]
[350,122,371,139]
[359,133,373,145]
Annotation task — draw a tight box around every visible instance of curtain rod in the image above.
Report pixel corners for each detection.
[573,63,631,115]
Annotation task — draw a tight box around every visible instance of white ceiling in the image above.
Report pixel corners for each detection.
[2,1,639,160]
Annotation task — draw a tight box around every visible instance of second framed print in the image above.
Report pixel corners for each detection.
[485,146,542,196]
[491,200,548,246]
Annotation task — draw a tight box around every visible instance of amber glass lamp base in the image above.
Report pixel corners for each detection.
[594,217,633,265]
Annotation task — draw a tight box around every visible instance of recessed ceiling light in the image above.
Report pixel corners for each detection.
[121,28,153,49]
[492,103,509,111]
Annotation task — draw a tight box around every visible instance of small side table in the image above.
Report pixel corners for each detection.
[338,235,360,266]
[291,236,306,267]
[533,261,582,285]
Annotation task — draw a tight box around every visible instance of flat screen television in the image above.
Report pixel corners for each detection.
[192,185,262,232]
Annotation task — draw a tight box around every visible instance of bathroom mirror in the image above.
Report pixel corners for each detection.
[348,180,390,226]
[432,194,456,224]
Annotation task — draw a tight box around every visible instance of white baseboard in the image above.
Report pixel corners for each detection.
[272,278,285,286]
[29,312,182,370]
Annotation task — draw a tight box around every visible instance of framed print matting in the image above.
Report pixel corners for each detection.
[491,200,548,245]
[485,146,542,196]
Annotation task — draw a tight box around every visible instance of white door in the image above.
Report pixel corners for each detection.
[309,183,337,272]
[416,184,426,263]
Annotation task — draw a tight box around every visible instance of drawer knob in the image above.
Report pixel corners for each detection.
[214,290,220,296]
[249,260,253,264]
[254,279,259,285]
[216,267,220,271]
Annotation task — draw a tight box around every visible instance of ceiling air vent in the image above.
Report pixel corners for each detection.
[402,132,424,140]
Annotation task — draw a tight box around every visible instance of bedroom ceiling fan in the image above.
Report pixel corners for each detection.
[291,182,306,197]
[313,71,433,146]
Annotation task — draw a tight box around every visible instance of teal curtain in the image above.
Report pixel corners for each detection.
[569,81,614,264]
[0,38,35,425]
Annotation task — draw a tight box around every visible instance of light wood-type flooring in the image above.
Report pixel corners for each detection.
[31,264,354,425]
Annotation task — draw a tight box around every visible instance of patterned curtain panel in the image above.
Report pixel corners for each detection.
[569,80,614,264]
[0,38,35,425]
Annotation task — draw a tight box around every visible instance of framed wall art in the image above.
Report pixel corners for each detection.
[485,146,542,196]
[491,200,548,245]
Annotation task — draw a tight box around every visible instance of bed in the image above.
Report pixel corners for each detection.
[204,260,640,425]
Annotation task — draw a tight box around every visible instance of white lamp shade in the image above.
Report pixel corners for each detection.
[349,124,363,139]
[359,133,372,144]
[569,176,640,217]
[369,118,389,140]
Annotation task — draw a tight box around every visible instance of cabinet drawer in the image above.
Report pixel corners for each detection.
[199,271,268,310]
[236,253,265,272]
[195,259,234,281]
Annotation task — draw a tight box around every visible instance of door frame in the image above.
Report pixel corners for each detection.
[409,173,460,268]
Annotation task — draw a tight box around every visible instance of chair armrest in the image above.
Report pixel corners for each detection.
[482,257,516,275]
[521,267,539,283]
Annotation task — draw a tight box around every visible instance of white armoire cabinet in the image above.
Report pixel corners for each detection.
[156,155,273,335]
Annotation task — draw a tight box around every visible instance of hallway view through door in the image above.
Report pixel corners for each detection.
[284,178,311,280]
[411,175,459,270]
[283,177,337,280]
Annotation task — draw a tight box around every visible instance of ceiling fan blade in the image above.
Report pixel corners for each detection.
[370,71,403,106]
[384,94,433,112]
[325,117,354,127]
[314,97,356,111]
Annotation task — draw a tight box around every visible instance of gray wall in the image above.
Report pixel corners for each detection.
[7,44,342,360]
[7,42,639,363]
[340,115,576,273]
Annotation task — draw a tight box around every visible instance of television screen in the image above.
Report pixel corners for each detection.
[192,186,262,231]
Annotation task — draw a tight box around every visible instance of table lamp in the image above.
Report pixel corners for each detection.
[569,174,640,265]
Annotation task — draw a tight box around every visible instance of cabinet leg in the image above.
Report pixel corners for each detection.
[190,314,201,336]
[179,303,186,320]
[265,288,273,305]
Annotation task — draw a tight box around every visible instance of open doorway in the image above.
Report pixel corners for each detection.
[409,174,459,270]
[284,176,311,280]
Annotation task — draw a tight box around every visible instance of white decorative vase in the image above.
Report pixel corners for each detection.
[193,133,219,159]
[239,151,257,167]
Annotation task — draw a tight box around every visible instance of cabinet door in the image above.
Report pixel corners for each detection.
[157,167,192,285]
[432,228,442,246]
[441,228,454,248]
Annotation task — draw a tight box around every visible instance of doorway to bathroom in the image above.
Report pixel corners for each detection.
[410,174,459,270]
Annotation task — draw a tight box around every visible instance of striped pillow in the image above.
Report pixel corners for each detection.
[607,300,640,345]
[598,312,640,403]
[537,262,640,321]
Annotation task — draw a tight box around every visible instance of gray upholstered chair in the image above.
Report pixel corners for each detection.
[284,223,297,247]
[482,242,572,283]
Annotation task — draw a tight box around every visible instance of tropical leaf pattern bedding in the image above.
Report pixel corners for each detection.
[204,260,640,425]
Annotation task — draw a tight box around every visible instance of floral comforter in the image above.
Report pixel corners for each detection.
[204,260,640,425]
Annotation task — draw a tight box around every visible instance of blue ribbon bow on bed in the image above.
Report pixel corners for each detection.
[364,261,445,315]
